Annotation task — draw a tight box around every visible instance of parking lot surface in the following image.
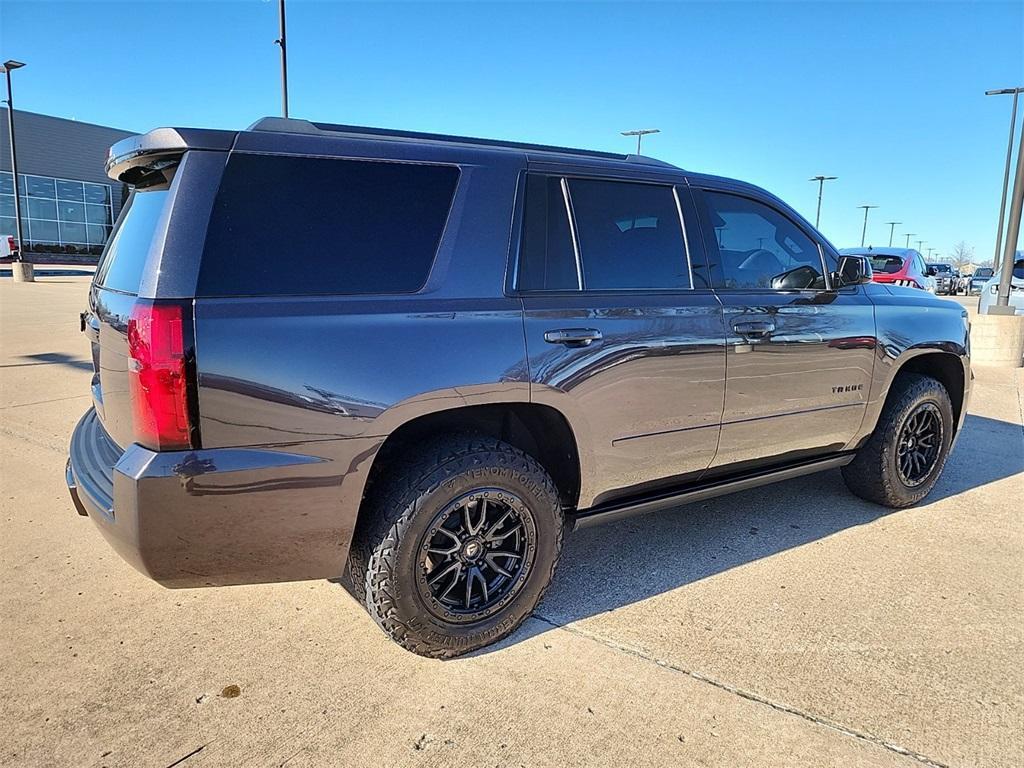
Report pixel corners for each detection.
[2,276,1022,768]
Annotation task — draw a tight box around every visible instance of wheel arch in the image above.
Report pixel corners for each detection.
[362,402,583,514]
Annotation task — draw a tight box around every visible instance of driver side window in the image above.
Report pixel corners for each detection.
[701,191,826,290]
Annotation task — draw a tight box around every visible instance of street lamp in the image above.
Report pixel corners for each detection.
[927,247,935,259]
[621,129,660,155]
[885,221,901,247]
[985,87,1023,270]
[857,205,878,247]
[274,0,289,118]
[917,239,926,254]
[1,59,32,282]
[809,175,837,229]
[904,233,916,249]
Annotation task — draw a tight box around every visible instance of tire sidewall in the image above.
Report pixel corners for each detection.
[368,448,561,656]
[882,383,954,504]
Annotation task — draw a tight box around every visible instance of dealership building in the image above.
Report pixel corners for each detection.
[1,108,135,261]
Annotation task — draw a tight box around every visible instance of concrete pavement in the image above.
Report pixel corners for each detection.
[1,276,1022,768]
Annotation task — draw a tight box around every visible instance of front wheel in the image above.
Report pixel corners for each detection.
[350,435,564,658]
[842,373,954,508]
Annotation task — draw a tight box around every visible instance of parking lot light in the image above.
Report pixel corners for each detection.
[621,129,660,155]
[809,175,837,229]
[885,221,901,247]
[904,233,916,249]
[857,205,878,247]
[985,87,1023,271]
[1,59,32,282]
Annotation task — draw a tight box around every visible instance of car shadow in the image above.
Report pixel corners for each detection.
[333,413,1022,657]
[1,353,93,372]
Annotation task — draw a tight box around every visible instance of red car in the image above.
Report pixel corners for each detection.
[840,247,936,292]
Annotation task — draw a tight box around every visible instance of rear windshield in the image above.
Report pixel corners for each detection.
[928,263,951,273]
[197,154,459,297]
[869,255,905,274]
[94,189,169,294]
[974,268,994,278]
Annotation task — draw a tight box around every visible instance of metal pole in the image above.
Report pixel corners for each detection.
[988,88,1022,271]
[636,134,642,154]
[276,0,289,118]
[858,205,877,247]
[3,68,25,261]
[886,221,900,247]
[994,105,1024,310]
[917,239,925,254]
[815,179,823,228]
[905,233,915,248]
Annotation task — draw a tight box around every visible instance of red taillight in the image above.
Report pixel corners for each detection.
[127,300,196,451]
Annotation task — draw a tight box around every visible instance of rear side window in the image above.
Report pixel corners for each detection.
[95,189,169,294]
[700,191,826,290]
[198,154,459,296]
[568,179,690,291]
[517,175,579,291]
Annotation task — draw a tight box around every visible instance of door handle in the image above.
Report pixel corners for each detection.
[732,320,775,339]
[544,328,603,347]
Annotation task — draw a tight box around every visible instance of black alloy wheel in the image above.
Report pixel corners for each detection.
[417,489,536,623]
[895,403,943,487]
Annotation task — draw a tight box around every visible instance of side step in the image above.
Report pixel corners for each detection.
[571,454,855,530]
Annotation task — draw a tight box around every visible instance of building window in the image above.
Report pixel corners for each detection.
[0,171,114,256]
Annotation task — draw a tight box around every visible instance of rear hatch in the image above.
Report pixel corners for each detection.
[86,188,173,448]
[85,127,234,450]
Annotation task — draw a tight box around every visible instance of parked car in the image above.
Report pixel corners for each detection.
[977,256,1024,315]
[0,234,18,261]
[68,118,972,658]
[968,267,996,294]
[840,247,937,293]
[926,262,956,295]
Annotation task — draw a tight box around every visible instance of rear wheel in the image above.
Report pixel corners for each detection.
[842,373,954,508]
[349,435,563,658]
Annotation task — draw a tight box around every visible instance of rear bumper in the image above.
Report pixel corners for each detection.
[67,408,381,588]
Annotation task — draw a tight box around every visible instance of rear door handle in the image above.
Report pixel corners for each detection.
[732,320,775,339]
[544,328,603,347]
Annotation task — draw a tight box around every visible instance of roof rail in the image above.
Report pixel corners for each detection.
[246,117,679,168]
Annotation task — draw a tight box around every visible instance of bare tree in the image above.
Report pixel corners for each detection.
[950,241,975,272]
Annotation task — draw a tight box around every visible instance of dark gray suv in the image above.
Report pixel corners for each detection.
[67,118,971,657]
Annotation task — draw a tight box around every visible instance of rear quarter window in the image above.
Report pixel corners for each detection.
[197,154,459,297]
[95,189,169,294]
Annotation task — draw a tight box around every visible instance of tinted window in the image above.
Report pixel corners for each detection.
[568,179,690,290]
[702,192,825,290]
[95,189,169,294]
[198,154,459,297]
[517,174,578,291]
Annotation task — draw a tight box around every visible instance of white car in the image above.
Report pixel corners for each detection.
[977,256,1024,315]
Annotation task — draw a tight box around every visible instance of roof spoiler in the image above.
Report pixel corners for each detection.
[106,127,236,185]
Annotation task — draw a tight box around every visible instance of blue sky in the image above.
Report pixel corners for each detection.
[3,1,1022,262]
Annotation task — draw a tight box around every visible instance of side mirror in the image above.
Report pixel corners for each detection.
[835,255,873,287]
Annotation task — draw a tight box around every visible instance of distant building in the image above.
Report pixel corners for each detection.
[1,108,136,261]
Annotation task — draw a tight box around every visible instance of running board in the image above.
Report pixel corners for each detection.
[571,454,855,530]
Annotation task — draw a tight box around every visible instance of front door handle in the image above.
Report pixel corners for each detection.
[544,328,603,347]
[732,320,775,339]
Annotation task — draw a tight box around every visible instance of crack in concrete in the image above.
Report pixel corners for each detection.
[164,743,206,768]
[533,613,952,768]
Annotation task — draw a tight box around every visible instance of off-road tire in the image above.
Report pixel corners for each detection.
[842,373,954,508]
[349,434,563,658]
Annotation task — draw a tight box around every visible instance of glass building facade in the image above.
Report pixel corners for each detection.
[1,170,114,256]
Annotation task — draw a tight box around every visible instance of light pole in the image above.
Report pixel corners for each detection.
[904,233,916,249]
[927,247,935,259]
[621,129,660,155]
[885,221,901,247]
[917,239,926,254]
[993,89,1024,312]
[809,175,837,229]
[1,59,32,282]
[857,205,878,247]
[985,87,1023,270]
[274,0,289,118]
